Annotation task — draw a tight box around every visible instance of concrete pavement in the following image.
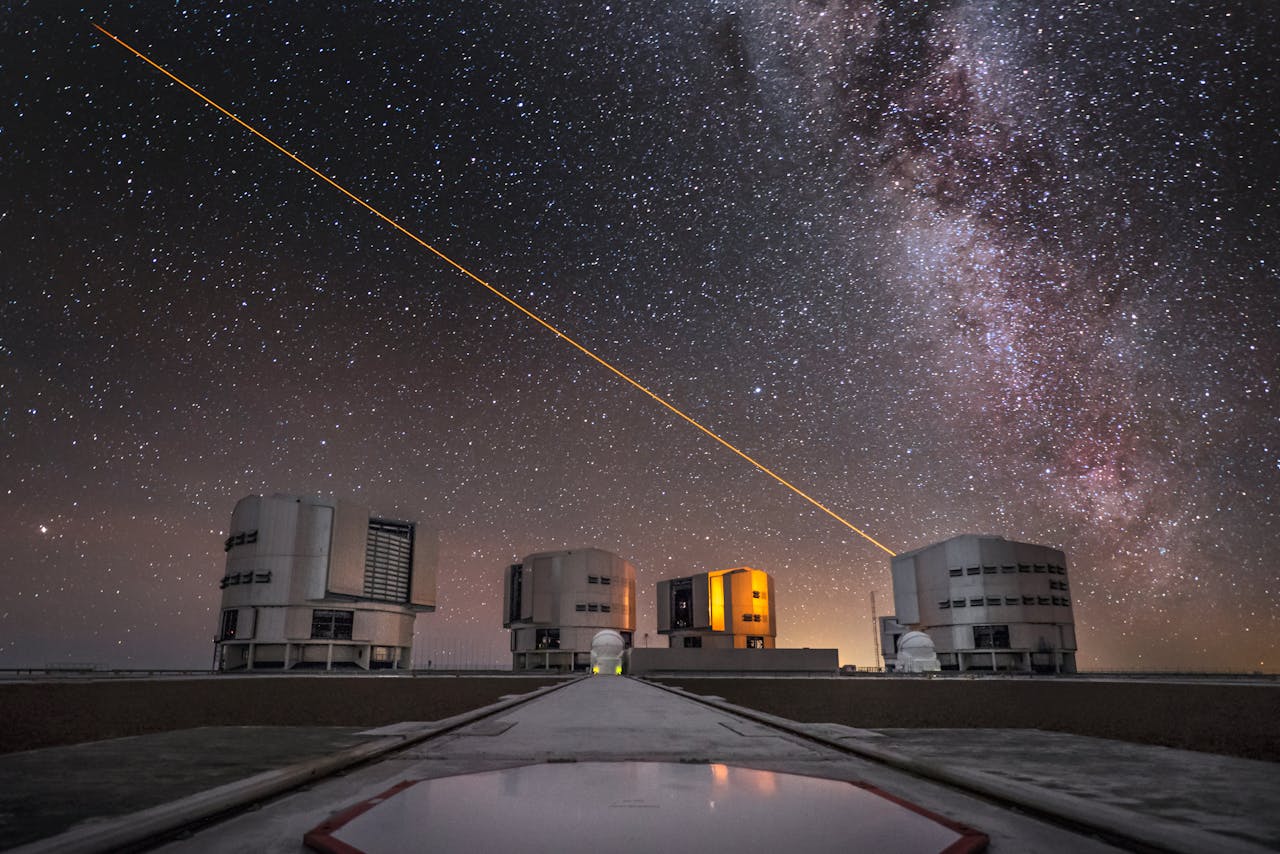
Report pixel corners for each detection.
[4,676,1276,853]
[151,677,1122,853]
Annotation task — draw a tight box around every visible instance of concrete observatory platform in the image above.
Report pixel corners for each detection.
[299,676,986,854]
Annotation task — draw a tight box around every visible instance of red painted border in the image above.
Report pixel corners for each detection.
[304,770,988,854]
[303,779,420,854]
[850,780,990,854]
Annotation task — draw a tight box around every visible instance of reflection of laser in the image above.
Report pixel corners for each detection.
[93,23,896,557]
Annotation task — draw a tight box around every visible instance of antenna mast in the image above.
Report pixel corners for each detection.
[870,590,882,671]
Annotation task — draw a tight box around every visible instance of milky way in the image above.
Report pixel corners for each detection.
[2,1,1276,670]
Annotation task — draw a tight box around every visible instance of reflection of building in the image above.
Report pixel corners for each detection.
[214,494,436,671]
[889,534,1077,673]
[503,549,636,671]
[656,567,776,649]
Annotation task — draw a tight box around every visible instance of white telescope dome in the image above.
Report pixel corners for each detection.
[896,631,942,673]
[590,630,625,675]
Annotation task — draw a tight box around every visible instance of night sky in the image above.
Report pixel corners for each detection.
[3,1,1277,671]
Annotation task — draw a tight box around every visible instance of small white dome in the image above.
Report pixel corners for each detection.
[591,630,625,658]
[590,630,626,675]
[896,631,941,673]
[898,631,936,652]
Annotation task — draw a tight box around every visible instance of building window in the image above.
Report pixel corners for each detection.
[600,604,611,613]
[1001,565,1016,574]
[600,576,612,585]
[311,609,354,640]
[752,590,762,598]
[966,567,980,575]
[1005,597,1019,605]
[1018,564,1031,573]
[742,613,753,622]
[983,566,997,574]
[587,575,599,584]
[588,603,599,612]
[952,599,966,608]
[746,636,765,649]
[364,519,413,603]
[1034,564,1047,573]
[219,609,238,640]
[973,625,1011,649]
[987,597,1001,606]
[969,598,984,606]
[949,568,963,577]
[575,603,587,612]
[683,636,702,648]
[752,614,762,622]
[1023,596,1035,605]
[1038,597,1051,605]
[939,600,951,609]
[536,628,560,649]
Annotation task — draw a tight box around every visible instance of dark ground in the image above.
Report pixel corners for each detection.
[655,676,1280,761]
[0,674,565,754]
[2,674,1276,761]
[0,726,371,848]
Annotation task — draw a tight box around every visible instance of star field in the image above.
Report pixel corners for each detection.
[2,1,1276,670]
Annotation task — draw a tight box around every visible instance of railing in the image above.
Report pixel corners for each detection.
[846,667,1277,681]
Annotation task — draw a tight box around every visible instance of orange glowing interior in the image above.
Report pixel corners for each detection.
[709,573,726,632]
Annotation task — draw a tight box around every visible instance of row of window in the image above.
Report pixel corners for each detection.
[574,603,613,613]
[948,564,1066,577]
[219,570,272,589]
[1048,579,1069,591]
[219,608,357,642]
[524,628,636,652]
[741,613,763,623]
[586,575,613,585]
[681,635,767,648]
[223,529,259,552]
[939,596,1070,609]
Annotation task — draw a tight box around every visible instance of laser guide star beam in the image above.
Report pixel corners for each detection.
[92,22,897,558]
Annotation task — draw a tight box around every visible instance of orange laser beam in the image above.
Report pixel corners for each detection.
[93,23,898,558]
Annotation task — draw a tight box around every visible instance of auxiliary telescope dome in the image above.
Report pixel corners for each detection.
[591,629,625,675]
[896,631,942,673]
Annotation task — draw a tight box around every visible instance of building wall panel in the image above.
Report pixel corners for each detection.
[327,499,368,597]
[409,525,437,609]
